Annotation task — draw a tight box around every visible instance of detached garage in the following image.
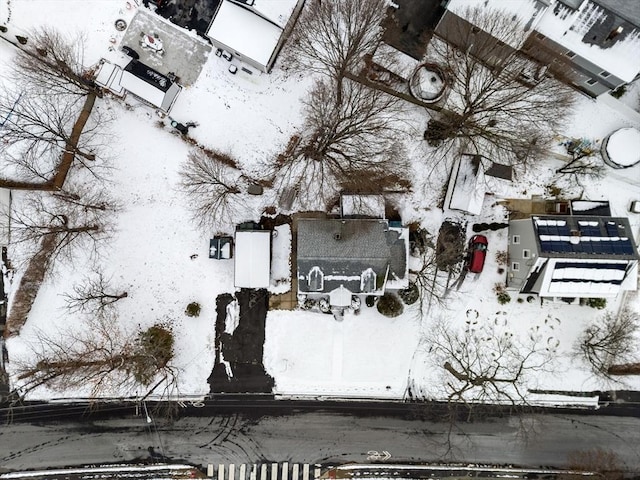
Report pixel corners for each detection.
[234,230,271,289]
[120,60,182,113]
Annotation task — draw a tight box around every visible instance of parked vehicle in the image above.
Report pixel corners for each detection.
[467,235,488,273]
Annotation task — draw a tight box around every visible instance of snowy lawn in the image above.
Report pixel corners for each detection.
[2,0,640,404]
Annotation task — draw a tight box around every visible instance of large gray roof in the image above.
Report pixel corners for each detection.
[297,219,407,294]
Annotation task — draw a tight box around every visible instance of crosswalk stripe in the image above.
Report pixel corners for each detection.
[302,464,309,480]
[230,464,235,480]
[218,465,225,480]
[314,466,321,480]
[239,464,246,480]
[250,465,257,480]
[282,462,288,480]
[292,464,299,480]
[272,464,278,480]
[260,464,267,480]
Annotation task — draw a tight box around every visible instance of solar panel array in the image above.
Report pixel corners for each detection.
[535,217,636,256]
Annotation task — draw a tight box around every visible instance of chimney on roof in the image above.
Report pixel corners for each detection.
[570,230,581,245]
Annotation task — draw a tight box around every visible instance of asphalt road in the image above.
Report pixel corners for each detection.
[1,407,639,474]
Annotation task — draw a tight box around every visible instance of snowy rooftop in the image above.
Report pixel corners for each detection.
[207,0,283,68]
[535,1,640,82]
[250,0,300,29]
[445,0,640,82]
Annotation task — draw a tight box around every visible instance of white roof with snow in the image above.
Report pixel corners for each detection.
[251,0,299,28]
[119,71,180,112]
[207,0,283,68]
[234,230,271,288]
[448,155,486,215]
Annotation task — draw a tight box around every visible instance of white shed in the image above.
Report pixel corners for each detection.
[234,230,271,288]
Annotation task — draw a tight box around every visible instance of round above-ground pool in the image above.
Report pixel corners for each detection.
[601,127,640,169]
[409,63,447,103]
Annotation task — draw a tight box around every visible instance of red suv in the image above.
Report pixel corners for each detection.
[467,235,488,273]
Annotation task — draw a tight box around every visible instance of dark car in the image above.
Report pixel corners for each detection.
[467,235,488,273]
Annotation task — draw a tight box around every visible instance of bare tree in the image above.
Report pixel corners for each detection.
[63,267,128,314]
[9,183,118,267]
[407,228,450,312]
[0,86,105,182]
[273,79,409,209]
[426,6,575,167]
[577,308,639,378]
[424,317,555,406]
[11,27,99,97]
[13,313,177,399]
[178,148,248,233]
[287,0,387,102]
[567,447,625,480]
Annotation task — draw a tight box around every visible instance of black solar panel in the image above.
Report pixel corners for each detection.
[605,222,618,236]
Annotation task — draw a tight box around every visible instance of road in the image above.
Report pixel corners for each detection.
[1,407,639,473]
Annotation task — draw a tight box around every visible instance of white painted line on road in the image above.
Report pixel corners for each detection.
[250,465,257,480]
[282,462,289,480]
[239,464,246,480]
[272,464,278,480]
[260,464,267,480]
[292,464,299,480]
[314,466,321,479]
[302,464,309,480]
[230,464,235,480]
[218,465,225,480]
[207,465,214,478]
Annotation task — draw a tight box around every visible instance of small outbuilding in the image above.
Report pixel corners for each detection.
[234,229,271,289]
[209,236,233,259]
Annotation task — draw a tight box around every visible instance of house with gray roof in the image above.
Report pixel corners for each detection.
[297,218,409,308]
[507,215,639,299]
[435,0,640,97]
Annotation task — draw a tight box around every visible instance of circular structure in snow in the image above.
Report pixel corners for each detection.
[409,63,447,103]
[115,19,127,31]
[601,127,640,169]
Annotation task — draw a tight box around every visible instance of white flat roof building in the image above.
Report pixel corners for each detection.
[234,230,271,289]
[207,0,283,72]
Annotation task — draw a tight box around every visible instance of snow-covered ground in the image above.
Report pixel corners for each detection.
[2,0,640,405]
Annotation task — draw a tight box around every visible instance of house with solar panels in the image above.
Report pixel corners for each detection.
[507,215,639,300]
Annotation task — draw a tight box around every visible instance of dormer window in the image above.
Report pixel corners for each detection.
[360,268,376,293]
[308,266,324,291]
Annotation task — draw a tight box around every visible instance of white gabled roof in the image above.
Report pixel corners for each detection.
[207,0,283,68]
[448,155,486,215]
[234,230,271,288]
